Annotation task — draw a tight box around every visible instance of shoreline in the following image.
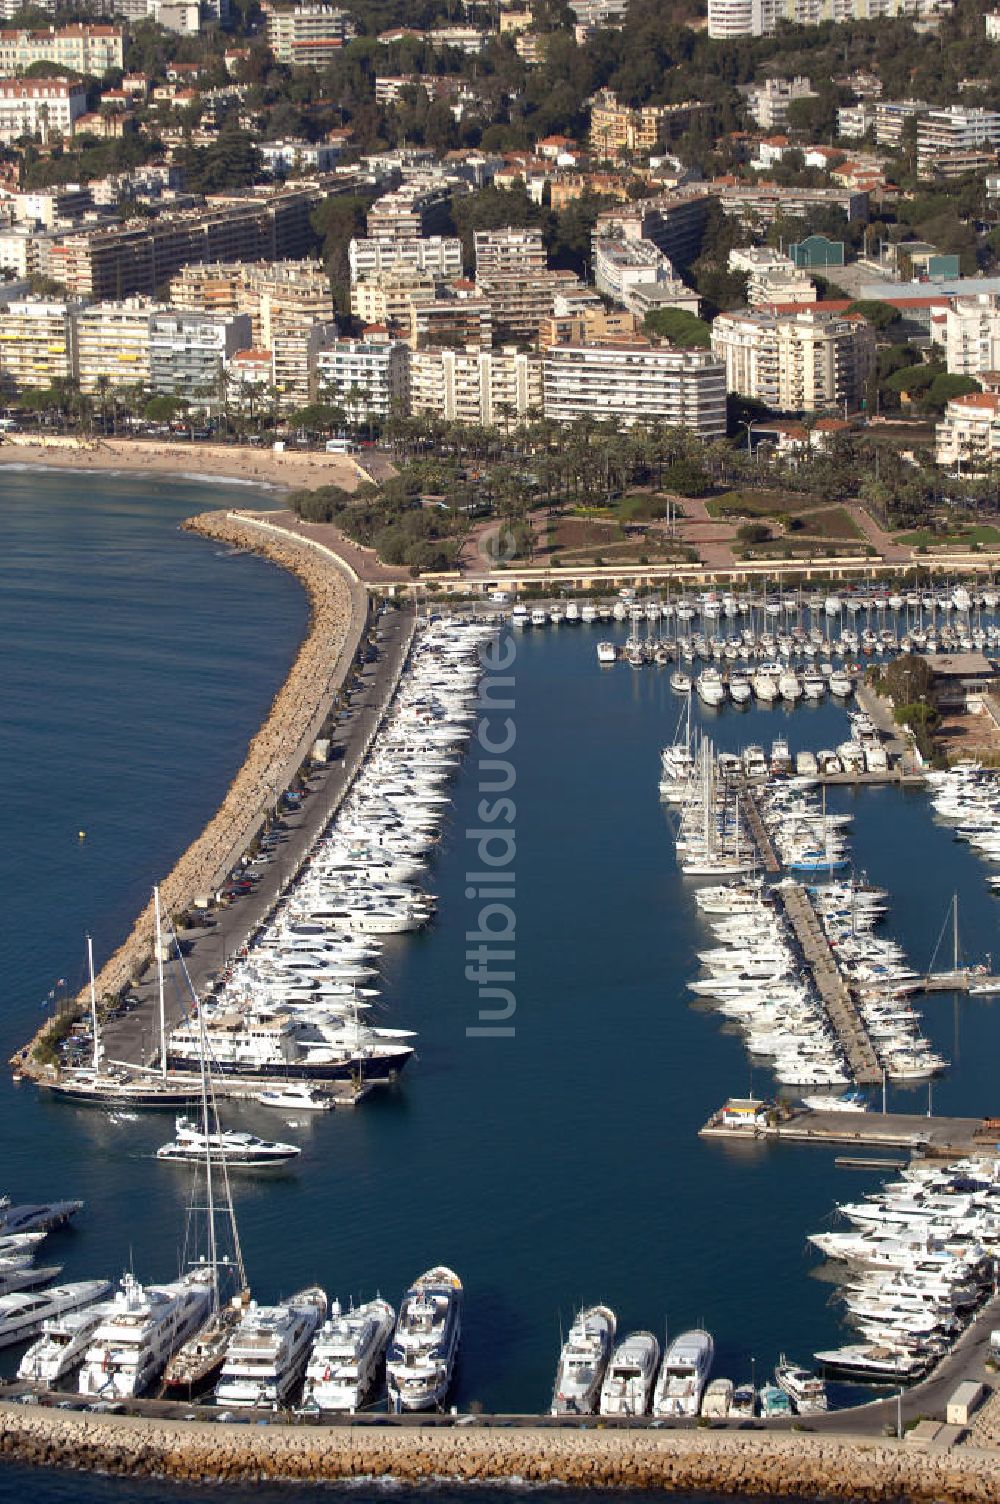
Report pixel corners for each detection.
[1,1408,998,1499]
[13,506,368,1071]
[0,436,369,494]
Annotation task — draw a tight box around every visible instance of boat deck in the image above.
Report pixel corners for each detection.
[700,1102,994,1158]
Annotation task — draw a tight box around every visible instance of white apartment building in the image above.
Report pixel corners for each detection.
[365,180,455,241]
[936,391,1000,469]
[0,297,75,388]
[988,12,1000,40]
[265,4,355,65]
[0,24,124,76]
[313,338,409,418]
[917,107,1000,175]
[874,98,928,148]
[593,234,697,313]
[744,77,818,132]
[74,298,161,392]
[709,0,944,37]
[259,139,342,175]
[837,102,876,139]
[942,294,1000,378]
[348,235,463,283]
[272,321,337,406]
[711,308,875,413]
[0,77,87,142]
[473,227,546,277]
[409,345,542,426]
[148,310,252,401]
[542,341,726,436]
[728,247,816,308]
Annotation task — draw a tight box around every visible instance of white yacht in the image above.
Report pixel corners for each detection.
[652,1329,714,1417]
[701,1378,734,1417]
[301,1296,395,1412]
[157,1117,300,1169]
[0,1280,110,1351]
[18,1293,116,1385]
[599,1330,660,1416]
[386,1267,463,1412]
[551,1303,616,1415]
[774,1354,827,1413]
[696,668,726,707]
[78,1270,215,1399]
[596,641,617,666]
[255,1085,333,1112]
[670,670,692,695]
[215,1287,328,1409]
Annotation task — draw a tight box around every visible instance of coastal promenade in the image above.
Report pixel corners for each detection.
[0,1404,998,1498]
[13,507,375,1076]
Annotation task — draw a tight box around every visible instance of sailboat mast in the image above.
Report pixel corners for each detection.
[87,934,100,1073]
[953,892,959,974]
[154,885,167,1081]
[197,998,219,1312]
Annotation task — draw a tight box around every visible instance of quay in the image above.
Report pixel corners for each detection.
[775,882,883,1086]
[700,1100,994,1157]
[739,784,781,874]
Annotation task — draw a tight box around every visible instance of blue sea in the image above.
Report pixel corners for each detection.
[0,468,996,1500]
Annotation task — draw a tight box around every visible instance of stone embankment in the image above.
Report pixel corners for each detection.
[2,1411,1000,1498]
[15,509,364,1070]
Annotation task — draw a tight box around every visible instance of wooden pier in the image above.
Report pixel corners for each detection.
[701,1101,996,1158]
[776,882,883,1086]
[740,784,781,874]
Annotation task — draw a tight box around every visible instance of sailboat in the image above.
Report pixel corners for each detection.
[160,912,252,1400]
[43,895,198,1108]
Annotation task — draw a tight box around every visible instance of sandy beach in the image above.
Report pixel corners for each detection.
[0,434,373,493]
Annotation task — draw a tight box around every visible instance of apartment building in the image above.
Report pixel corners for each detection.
[708,0,944,37]
[593,190,713,272]
[168,259,333,347]
[837,102,876,139]
[588,89,707,154]
[936,390,1000,469]
[942,294,1000,378]
[408,283,492,350]
[265,4,354,65]
[710,307,875,413]
[365,180,455,241]
[592,234,699,314]
[917,107,1000,177]
[713,181,869,225]
[39,188,319,299]
[0,77,86,141]
[351,271,436,333]
[538,298,639,350]
[74,297,160,392]
[272,321,337,406]
[873,98,928,148]
[0,297,76,389]
[473,226,546,278]
[313,337,409,419]
[349,235,463,282]
[409,345,542,425]
[728,247,816,307]
[476,269,582,342]
[147,309,252,401]
[0,24,124,75]
[744,78,818,132]
[542,341,726,435]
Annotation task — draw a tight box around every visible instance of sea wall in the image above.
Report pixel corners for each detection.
[15,509,366,1068]
[2,1410,999,1499]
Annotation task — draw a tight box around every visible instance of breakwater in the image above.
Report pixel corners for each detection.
[13,508,366,1071]
[1,1409,999,1499]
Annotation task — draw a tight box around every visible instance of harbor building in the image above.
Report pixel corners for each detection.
[348,235,463,282]
[313,337,410,420]
[542,339,726,435]
[710,307,875,412]
[0,76,86,142]
[0,297,76,389]
[409,345,542,425]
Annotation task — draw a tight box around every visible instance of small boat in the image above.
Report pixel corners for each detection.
[701,1377,734,1418]
[670,671,692,694]
[599,1330,660,1416]
[730,1382,756,1418]
[156,1117,300,1169]
[774,1354,828,1414]
[551,1303,616,1415]
[255,1086,333,1113]
[596,642,617,666]
[759,1381,793,1418]
[801,1090,867,1113]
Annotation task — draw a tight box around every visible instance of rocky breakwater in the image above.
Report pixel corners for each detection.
[1,1410,1000,1498]
[15,508,365,1075]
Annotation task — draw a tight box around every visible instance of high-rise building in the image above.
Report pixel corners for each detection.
[0,24,124,76]
[265,4,354,65]
[349,236,463,282]
[74,298,161,392]
[313,338,410,419]
[0,77,86,142]
[943,294,1000,379]
[936,390,1000,469]
[473,227,546,278]
[409,345,543,425]
[0,298,76,388]
[542,340,726,435]
[148,310,252,400]
[710,307,875,413]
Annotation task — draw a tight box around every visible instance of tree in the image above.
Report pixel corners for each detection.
[847,300,901,331]
[643,307,711,348]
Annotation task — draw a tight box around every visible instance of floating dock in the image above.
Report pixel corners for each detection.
[776,882,883,1086]
[701,1101,996,1158]
[740,784,781,874]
